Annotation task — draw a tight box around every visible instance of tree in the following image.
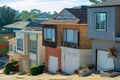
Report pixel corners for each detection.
[0,6,17,30]
[90,0,107,3]
[19,9,58,21]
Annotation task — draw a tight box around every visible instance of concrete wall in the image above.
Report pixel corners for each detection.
[80,49,92,67]
[87,7,115,40]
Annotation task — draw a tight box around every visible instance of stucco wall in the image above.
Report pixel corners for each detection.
[80,49,92,67]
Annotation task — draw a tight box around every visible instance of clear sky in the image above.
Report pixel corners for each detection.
[0,0,92,12]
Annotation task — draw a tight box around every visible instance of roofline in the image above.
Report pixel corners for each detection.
[88,5,120,8]
[14,30,42,34]
[42,23,87,26]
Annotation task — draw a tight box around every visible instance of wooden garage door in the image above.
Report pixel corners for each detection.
[49,56,58,73]
[97,50,114,71]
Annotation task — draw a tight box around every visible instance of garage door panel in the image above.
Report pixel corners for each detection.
[97,50,114,71]
[63,54,78,74]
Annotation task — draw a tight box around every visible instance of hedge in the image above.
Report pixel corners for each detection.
[30,65,45,75]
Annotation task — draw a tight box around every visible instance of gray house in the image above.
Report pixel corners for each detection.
[88,0,120,71]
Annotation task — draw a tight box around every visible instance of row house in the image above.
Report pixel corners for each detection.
[88,0,120,71]
[42,7,92,74]
[8,21,45,72]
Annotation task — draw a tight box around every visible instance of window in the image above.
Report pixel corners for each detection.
[63,29,78,43]
[95,13,107,31]
[29,40,37,53]
[9,44,13,52]
[44,28,55,42]
[17,38,23,50]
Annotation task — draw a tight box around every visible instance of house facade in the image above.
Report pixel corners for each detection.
[88,0,120,71]
[42,7,92,74]
[8,38,18,61]
[8,21,45,72]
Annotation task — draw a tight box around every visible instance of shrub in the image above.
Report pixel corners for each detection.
[20,71,26,75]
[4,59,19,75]
[30,65,45,75]
[87,64,94,69]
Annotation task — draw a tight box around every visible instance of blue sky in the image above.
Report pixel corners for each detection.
[0,0,92,12]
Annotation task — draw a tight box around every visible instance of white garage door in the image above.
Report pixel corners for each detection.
[97,50,114,71]
[63,54,77,74]
[49,56,58,73]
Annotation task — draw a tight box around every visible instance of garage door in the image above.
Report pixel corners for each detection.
[97,50,114,71]
[49,56,58,73]
[63,54,77,74]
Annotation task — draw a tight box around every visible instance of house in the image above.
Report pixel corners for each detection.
[8,21,45,72]
[8,38,18,61]
[88,0,120,71]
[0,32,14,55]
[42,7,92,74]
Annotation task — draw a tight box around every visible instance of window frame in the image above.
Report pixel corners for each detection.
[63,29,78,44]
[95,12,107,31]
[29,40,37,53]
[44,28,55,42]
[17,38,23,51]
[9,44,13,52]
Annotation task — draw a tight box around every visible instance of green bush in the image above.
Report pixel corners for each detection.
[20,71,26,75]
[4,59,19,75]
[30,65,45,75]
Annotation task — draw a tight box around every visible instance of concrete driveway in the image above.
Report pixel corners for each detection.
[0,70,120,80]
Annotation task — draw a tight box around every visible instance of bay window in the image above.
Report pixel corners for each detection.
[44,28,55,42]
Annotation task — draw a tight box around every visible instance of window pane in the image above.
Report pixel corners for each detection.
[67,30,73,42]
[63,29,66,41]
[96,13,106,30]
[73,30,78,43]
[44,28,46,40]
[46,28,52,40]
